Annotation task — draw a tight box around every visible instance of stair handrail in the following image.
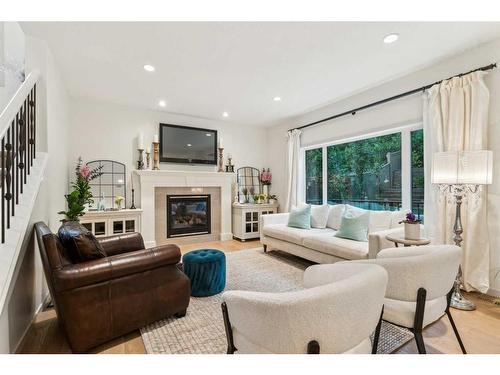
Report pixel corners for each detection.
[0,69,40,140]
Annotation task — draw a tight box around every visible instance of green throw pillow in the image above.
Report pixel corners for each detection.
[334,210,369,242]
[287,204,312,229]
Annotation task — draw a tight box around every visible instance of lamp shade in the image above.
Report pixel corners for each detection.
[432,150,493,185]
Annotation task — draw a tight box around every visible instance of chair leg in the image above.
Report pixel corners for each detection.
[413,287,427,354]
[307,340,320,354]
[263,244,267,253]
[446,288,467,354]
[372,306,384,354]
[413,331,427,354]
[221,302,236,354]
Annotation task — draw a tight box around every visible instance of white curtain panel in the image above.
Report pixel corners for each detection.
[284,129,302,212]
[423,71,490,293]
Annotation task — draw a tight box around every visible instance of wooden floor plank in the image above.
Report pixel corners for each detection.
[16,239,500,354]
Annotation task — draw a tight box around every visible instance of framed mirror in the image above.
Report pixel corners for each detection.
[86,160,126,210]
[236,166,261,203]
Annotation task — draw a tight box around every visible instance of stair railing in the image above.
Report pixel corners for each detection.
[0,70,40,243]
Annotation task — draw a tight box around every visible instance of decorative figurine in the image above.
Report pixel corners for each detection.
[137,148,145,170]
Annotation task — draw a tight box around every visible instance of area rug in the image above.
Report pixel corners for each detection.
[140,248,414,354]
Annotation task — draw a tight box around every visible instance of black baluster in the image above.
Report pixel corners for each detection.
[32,84,36,163]
[15,111,19,206]
[1,137,4,243]
[10,120,15,216]
[5,127,12,228]
[19,100,26,193]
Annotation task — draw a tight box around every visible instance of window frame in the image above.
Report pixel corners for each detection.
[300,122,423,210]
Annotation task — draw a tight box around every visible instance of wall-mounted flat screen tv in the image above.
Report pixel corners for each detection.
[159,123,218,165]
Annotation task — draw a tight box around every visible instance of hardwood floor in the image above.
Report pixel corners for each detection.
[16,239,500,354]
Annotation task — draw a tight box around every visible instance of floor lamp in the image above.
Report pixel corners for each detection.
[432,150,493,310]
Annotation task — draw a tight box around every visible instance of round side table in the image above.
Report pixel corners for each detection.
[385,234,430,247]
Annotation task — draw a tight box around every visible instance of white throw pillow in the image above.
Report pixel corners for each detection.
[368,210,393,233]
[326,204,345,230]
[310,204,330,228]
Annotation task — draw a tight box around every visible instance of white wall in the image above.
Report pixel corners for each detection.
[68,98,269,207]
[266,37,500,296]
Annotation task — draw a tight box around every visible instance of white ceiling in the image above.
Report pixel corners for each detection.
[21,22,500,127]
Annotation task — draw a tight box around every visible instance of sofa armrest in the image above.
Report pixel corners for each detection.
[97,232,145,256]
[53,244,181,292]
[260,213,289,241]
[368,225,425,259]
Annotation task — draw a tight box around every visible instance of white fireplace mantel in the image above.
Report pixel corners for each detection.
[133,170,236,247]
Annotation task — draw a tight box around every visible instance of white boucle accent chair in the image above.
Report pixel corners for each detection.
[352,244,466,354]
[220,263,388,354]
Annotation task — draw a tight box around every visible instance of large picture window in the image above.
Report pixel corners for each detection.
[304,126,424,216]
[305,148,323,204]
[326,133,401,211]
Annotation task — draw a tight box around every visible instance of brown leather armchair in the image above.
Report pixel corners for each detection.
[34,222,190,353]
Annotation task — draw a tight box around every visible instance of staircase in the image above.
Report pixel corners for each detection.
[0,69,48,329]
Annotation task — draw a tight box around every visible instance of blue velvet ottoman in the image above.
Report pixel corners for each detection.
[182,249,226,297]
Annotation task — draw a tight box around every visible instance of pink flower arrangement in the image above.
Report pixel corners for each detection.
[80,165,91,180]
[260,168,272,185]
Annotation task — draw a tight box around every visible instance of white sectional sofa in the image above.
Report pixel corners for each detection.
[260,204,411,263]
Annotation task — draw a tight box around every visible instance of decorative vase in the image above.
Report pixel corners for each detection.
[404,222,420,240]
[269,199,276,205]
[263,184,269,198]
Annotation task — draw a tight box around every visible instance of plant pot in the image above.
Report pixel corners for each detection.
[269,199,276,205]
[404,222,420,240]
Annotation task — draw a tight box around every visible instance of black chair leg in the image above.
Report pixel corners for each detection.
[372,306,384,354]
[446,310,467,354]
[307,340,320,354]
[446,288,467,354]
[414,331,427,354]
[413,288,427,354]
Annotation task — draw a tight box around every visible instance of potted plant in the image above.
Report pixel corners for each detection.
[399,212,421,240]
[58,157,103,222]
[268,195,277,205]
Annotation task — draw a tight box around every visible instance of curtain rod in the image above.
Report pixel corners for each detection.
[289,62,497,132]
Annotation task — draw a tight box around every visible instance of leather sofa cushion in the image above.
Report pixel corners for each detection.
[263,224,334,246]
[302,233,368,260]
[383,296,447,328]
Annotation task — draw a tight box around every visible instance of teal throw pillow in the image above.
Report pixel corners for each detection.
[334,210,369,242]
[287,205,312,229]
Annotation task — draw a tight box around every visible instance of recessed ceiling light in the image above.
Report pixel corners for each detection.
[144,64,155,72]
[187,143,192,147]
[273,96,282,102]
[158,100,166,107]
[222,112,229,118]
[383,33,399,44]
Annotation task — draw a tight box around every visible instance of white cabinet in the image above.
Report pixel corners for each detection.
[80,209,142,237]
[232,203,279,241]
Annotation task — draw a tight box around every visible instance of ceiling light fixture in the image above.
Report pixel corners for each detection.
[158,100,166,107]
[222,112,229,118]
[273,96,282,102]
[383,33,399,44]
[144,64,155,72]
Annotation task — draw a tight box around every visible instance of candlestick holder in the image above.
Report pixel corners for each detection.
[153,142,160,170]
[130,188,136,209]
[137,149,145,170]
[218,147,224,172]
[146,150,151,169]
